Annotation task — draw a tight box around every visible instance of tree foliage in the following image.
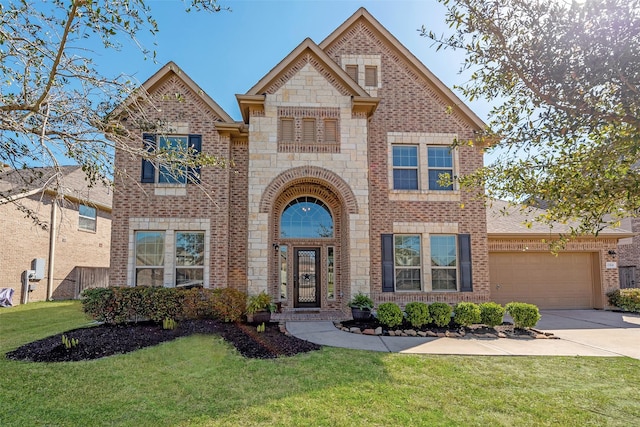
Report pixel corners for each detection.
[0,0,227,216]
[424,0,640,237]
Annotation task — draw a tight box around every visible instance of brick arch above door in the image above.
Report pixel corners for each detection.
[259,166,359,215]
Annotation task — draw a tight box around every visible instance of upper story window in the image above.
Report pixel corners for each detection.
[280,197,333,238]
[392,145,419,190]
[141,133,202,185]
[78,204,97,232]
[302,119,316,143]
[427,147,454,191]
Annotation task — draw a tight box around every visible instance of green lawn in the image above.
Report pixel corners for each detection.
[1,302,639,426]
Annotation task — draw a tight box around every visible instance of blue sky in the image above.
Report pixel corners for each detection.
[94,0,488,119]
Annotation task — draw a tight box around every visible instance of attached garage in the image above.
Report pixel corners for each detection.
[489,252,598,309]
[486,200,631,310]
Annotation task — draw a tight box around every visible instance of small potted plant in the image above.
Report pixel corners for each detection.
[247,291,276,323]
[349,292,374,321]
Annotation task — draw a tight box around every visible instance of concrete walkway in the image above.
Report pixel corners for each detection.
[286,310,640,359]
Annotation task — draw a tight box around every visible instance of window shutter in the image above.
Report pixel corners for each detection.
[324,119,337,143]
[458,234,473,292]
[345,65,358,82]
[188,134,202,184]
[365,66,377,87]
[280,118,294,141]
[381,234,394,292]
[302,118,316,143]
[141,133,156,183]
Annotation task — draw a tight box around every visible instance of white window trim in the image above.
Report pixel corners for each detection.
[128,218,211,288]
[393,234,423,292]
[429,234,460,292]
[393,222,460,292]
[175,231,205,287]
[78,204,97,232]
[388,132,461,202]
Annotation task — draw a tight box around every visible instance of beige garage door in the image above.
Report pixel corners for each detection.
[489,252,595,309]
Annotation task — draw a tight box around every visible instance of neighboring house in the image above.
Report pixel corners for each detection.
[617,217,640,288]
[0,166,112,305]
[487,200,631,309]
[109,8,626,318]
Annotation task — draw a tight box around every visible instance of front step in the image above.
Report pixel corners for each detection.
[272,309,349,322]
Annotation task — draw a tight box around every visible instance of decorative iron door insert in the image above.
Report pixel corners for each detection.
[294,248,321,308]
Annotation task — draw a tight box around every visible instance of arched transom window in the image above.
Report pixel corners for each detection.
[280,196,333,238]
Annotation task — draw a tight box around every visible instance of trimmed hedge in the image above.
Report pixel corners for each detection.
[81,286,247,324]
[405,302,431,328]
[479,302,506,327]
[429,302,453,327]
[453,302,481,326]
[505,302,541,329]
[607,289,640,313]
[376,302,403,328]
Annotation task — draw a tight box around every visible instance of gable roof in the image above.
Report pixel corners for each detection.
[0,166,112,210]
[486,199,632,238]
[319,7,486,131]
[237,38,379,123]
[117,61,236,124]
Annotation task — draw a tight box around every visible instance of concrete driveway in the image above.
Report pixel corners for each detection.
[537,310,640,359]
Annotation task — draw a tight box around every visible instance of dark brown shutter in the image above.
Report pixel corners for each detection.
[187,134,202,184]
[141,133,156,183]
[458,234,473,292]
[381,234,394,292]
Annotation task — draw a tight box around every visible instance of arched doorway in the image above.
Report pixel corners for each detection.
[280,196,334,307]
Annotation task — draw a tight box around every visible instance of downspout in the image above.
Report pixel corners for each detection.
[46,196,58,301]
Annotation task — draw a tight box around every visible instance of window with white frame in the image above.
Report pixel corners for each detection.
[135,231,165,287]
[175,232,204,287]
[430,235,458,291]
[427,147,454,191]
[394,235,422,291]
[392,145,419,190]
[158,136,189,184]
[78,204,97,232]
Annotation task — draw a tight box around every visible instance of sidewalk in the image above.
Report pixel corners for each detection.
[286,316,635,357]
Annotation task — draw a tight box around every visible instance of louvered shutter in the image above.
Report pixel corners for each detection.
[381,234,394,292]
[324,119,337,143]
[188,134,202,184]
[280,118,294,141]
[458,234,473,292]
[302,118,316,142]
[365,66,377,86]
[346,65,358,82]
[141,133,156,183]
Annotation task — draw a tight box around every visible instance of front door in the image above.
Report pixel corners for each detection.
[294,248,321,308]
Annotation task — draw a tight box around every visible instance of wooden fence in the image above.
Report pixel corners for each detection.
[74,267,110,298]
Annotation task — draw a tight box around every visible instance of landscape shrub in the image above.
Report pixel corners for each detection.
[404,302,430,328]
[429,302,453,327]
[479,302,506,327]
[376,302,403,328]
[607,289,640,313]
[211,288,247,322]
[146,286,184,323]
[81,288,116,322]
[181,287,216,319]
[505,302,541,329]
[453,302,481,327]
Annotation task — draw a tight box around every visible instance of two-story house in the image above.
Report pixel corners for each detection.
[110,8,624,318]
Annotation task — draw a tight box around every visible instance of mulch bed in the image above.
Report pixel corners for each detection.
[5,319,321,362]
